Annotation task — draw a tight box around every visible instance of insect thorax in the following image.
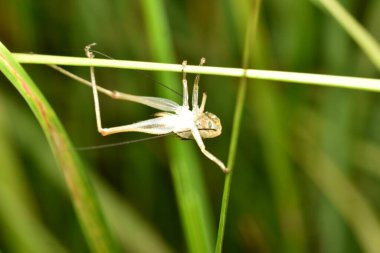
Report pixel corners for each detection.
[176,111,222,139]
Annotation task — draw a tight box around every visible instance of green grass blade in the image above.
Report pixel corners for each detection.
[0,41,118,253]
[13,53,380,91]
[313,0,380,70]
[215,1,260,252]
[140,1,214,253]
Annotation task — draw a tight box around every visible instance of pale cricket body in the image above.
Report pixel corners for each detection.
[51,44,228,173]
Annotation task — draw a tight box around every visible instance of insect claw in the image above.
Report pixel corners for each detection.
[84,43,97,58]
[222,167,230,174]
[182,60,187,70]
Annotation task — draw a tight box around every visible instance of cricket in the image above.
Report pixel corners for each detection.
[50,44,229,173]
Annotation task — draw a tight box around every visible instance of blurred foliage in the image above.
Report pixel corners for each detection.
[0,0,379,252]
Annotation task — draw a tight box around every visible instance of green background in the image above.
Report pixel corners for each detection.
[0,0,379,252]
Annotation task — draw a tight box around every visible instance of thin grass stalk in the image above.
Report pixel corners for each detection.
[13,53,380,91]
[140,0,214,252]
[215,1,260,252]
[314,0,380,70]
[0,42,118,253]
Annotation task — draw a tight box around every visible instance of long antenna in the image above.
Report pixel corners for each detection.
[76,133,174,151]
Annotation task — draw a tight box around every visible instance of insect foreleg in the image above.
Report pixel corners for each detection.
[191,126,229,173]
[192,57,206,111]
[182,60,189,108]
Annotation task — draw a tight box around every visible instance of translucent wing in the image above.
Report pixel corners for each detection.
[114,92,180,112]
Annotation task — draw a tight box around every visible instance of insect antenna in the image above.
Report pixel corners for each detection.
[76,133,173,151]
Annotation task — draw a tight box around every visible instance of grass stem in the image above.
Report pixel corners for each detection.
[14,53,380,92]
